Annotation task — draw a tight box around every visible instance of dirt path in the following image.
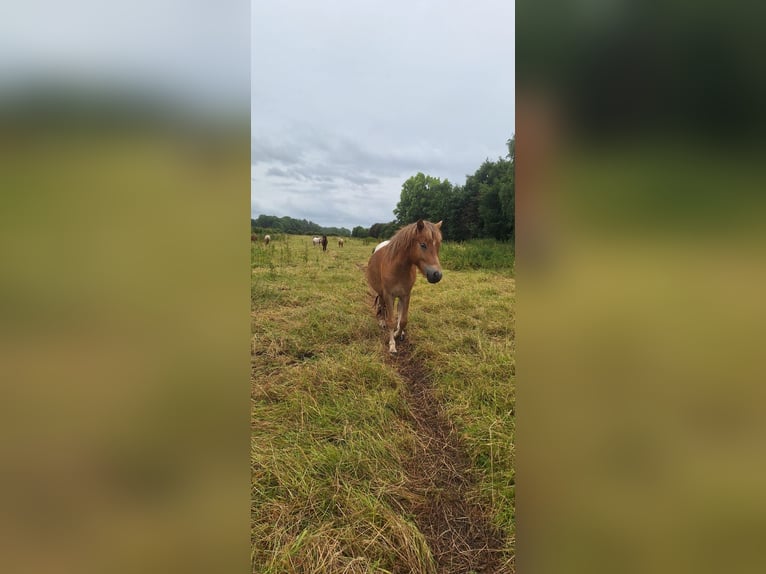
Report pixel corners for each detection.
[361,267,510,573]
[388,342,510,574]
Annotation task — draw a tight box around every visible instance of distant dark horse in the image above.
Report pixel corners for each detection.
[321,235,328,251]
[251,233,258,242]
[366,219,443,353]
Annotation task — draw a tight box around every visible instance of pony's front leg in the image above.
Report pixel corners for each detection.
[383,293,398,353]
[394,295,410,341]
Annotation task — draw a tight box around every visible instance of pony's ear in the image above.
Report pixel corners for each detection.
[434,220,443,229]
[416,219,424,231]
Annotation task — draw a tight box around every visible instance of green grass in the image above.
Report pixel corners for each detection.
[440,239,515,271]
[252,234,515,573]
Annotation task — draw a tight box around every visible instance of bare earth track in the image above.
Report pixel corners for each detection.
[386,341,509,574]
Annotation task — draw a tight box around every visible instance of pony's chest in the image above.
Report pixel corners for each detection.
[387,268,418,297]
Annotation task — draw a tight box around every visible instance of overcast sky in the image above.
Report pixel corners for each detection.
[251,0,515,230]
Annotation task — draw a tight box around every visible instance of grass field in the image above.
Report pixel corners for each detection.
[251,234,515,573]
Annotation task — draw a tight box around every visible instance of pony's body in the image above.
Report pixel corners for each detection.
[321,235,328,251]
[312,237,321,247]
[251,233,258,242]
[264,234,271,246]
[373,240,390,254]
[365,219,443,353]
[338,238,345,247]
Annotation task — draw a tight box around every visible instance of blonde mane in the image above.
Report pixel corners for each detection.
[383,220,442,261]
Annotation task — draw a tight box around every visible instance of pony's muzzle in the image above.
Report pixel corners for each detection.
[426,269,442,283]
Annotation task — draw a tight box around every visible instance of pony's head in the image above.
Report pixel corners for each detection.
[406,219,443,283]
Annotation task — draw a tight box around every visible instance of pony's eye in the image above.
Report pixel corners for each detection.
[420,242,427,249]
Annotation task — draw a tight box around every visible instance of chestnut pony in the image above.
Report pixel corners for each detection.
[366,219,443,353]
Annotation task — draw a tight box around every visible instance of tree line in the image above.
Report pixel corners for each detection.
[356,136,514,242]
[251,214,351,237]
[252,135,513,242]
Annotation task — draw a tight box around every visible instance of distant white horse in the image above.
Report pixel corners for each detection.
[264,234,271,246]
[338,238,345,247]
[312,236,322,247]
[372,240,390,254]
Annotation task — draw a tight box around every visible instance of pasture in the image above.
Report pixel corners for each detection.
[252,234,515,573]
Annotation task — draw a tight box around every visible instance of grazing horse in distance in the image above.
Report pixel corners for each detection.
[264,234,271,246]
[321,235,328,251]
[251,233,258,242]
[366,219,443,353]
[312,236,321,247]
[338,238,345,248]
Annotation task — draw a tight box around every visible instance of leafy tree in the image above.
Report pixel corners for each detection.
[498,139,515,239]
[379,222,398,239]
[368,221,398,239]
[251,215,350,236]
[446,184,481,241]
[466,155,514,240]
[389,134,514,242]
[394,173,453,225]
[351,226,369,238]
[252,214,279,229]
[368,222,384,238]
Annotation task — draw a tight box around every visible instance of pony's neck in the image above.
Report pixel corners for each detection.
[388,249,416,274]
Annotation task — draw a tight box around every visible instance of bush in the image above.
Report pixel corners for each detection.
[440,239,514,272]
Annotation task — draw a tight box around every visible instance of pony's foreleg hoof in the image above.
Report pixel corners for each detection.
[397,330,406,341]
[388,334,398,353]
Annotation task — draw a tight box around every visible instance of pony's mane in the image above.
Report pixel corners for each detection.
[384,221,441,260]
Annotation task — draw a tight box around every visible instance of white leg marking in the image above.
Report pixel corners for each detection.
[388,329,398,353]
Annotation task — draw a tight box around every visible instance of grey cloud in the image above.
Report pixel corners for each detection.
[263,160,378,186]
[251,139,305,166]
[253,127,451,186]
[264,166,290,177]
